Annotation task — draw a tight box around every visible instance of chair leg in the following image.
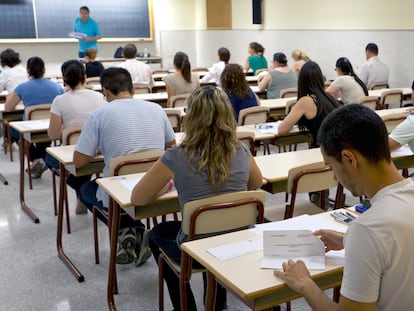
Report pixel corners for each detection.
[64,185,71,234]
[25,141,33,190]
[52,170,58,216]
[333,286,341,302]
[158,255,165,311]
[93,207,100,264]
[173,212,178,221]
[146,218,151,229]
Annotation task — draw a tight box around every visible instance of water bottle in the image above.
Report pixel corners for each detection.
[143,47,148,58]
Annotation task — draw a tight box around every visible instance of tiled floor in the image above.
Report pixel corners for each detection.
[0,142,359,311]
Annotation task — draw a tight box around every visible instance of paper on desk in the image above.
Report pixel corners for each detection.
[261,230,325,270]
[256,122,280,134]
[23,119,49,130]
[118,176,142,191]
[206,237,262,261]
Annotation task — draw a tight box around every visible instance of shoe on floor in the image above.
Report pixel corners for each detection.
[75,199,88,214]
[135,230,151,266]
[116,228,137,265]
[31,159,47,179]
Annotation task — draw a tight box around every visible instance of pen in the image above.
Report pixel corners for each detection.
[345,211,356,219]
[331,212,353,223]
[330,213,349,224]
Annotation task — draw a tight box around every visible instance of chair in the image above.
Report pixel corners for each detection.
[134,83,152,94]
[236,131,256,155]
[152,69,170,75]
[169,93,191,108]
[85,77,101,90]
[93,150,166,264]
[191,67,209,73]
[237,106,269,126]
[158,190,265,311]
[264,163,343,221]
[280,88,298,98]
[369,82,389,90]
[379,90,403,109]
[356,96,379,110]
[51,126,83,234]
[255,68,268,76]
[24,104,51,189]
[382,113,407,133]
[163,108,182,132]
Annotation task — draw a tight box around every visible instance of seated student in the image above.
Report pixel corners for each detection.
[278,61,340,147]
[5,56,64,178]
[221,63,259,121]
[164,51,199,107]
[46,60,106,214]
[117,43,154,87]
[0,48,28,93]
[244,42,268,75]
[200,47,230,86]
[326,57,368,105]
[74,67,175,266]
[275,104,414,311]
[258,52,298,99]
[291,49,311,73]
[131,86,263,311]
[388,111,414,153]
[360,42,390,89]
[83,48,104,78]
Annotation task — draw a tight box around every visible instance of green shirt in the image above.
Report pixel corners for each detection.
[248,55,268,74]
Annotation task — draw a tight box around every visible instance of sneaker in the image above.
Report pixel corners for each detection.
[75,199,88,214]
[31,159,47,179]
[135,230,151,266]
[116,228,137,265]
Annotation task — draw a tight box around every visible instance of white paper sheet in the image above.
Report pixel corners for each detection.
[206,237,262,261]
[23,120,49,130]
[118,177,142,191]
[261,230,326,270]
[256,123,280,134]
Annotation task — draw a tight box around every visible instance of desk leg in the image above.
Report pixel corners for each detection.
[0,172,8,185]
[56,163,84,282]
[205,271,217,311]
[18,134,39,223]
[107,199,120,311]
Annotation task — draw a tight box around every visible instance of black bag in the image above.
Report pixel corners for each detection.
[113,47,123,58]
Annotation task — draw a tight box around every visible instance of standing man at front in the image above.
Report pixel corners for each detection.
[74,6,102,58]
[274,104,414,310]
[74,68,176,266]
[359,43,389,89]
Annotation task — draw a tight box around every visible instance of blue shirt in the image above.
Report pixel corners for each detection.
[226,88,258,121]
[73,17,101,52]
[14,78,64,108]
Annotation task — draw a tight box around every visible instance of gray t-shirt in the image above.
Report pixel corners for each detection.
[161,143,251,243]
[266,70,298,99]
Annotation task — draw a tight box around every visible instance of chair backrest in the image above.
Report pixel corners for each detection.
[85,76,101,86]
[380,90,403,109]
[134,83,152,94]
[152,69,170,75]
[191,67,209,73]
[356,96,379,111]
[238,106,269,125]
[285,99,297,114]
[369,82,389,90]
[255,68,268,76]
[182,190,265,239]
[280,88,298,99]
[287,162,336,194]
[170,93,191,108]
[61,125,83,145]
[163,108,182,132]
[25,103,51,120]
[382,113,408,133]
[108,150,164,176]
[236,131,256,155]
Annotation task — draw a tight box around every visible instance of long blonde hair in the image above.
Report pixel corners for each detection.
[291,49,311,62]
[181,86,241,186]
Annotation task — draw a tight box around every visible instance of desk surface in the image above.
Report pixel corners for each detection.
[9,119,49,133]
[375,107,410,118]
[259,98,296,110]
[368,87,411,98]
[181,211,348,308]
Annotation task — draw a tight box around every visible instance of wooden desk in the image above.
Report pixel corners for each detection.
[133,92,168,107]
[97,173,179,311]
[368,87,411,99]
[98,56,164,68]
[260,97,296,119]
[375,107,410,119]
[9,119,50,223]
[181,211,348,310]
[250,86,267,99]
[46,144,104,282]
[0,90,8,102]
[0,103,24,160]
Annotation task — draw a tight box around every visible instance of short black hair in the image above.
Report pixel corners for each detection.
[100,67,133,95]
[218,47,230,63]
[0,48,21,68]
[61,60,85,90]
[273,52,288,66]
[318,104,391,164]
[26,56,45,79]
[122,43,137,59]
[365,43,378,55]
[80,6,89,12]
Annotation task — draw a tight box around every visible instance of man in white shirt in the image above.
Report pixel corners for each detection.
[0,48,28,93]
[274,104,414,311]
[359,43,390,89]
[117,43,154,88]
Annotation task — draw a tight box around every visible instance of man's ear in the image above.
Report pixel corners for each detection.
[341,149,358,168]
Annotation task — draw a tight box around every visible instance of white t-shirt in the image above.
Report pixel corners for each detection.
[389,114,414,153]
[341,178,414,310]
[117,59,154,87]
[50,88,106,128]
[331,75,366,105]
[0,65,28,93]
[200,61,226,86]
[359,56,390,89]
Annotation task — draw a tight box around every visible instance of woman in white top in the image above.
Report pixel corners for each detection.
[200,47,230,86]
[326,57,368,105]
[47,59,106,213]
[0,48,28,93]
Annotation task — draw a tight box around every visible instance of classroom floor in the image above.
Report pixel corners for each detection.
[0,142,359,311]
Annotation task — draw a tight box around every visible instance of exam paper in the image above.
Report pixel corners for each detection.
[206,237,262,261]
[119,177,142,191]
[22,120,49,130]
[261,230,325,270]
[68,31,87,39]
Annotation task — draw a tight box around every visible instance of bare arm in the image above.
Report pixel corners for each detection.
[48,113,63,140]
[166,139,176,149]
[326,85,340,99]
[248,155,263,190]
[84,35,102,42]
[5,92,21,111]
[131,159,174,206]
[73,150,94,168]
[278,96,316,134]
[258,73,272,92]
[245,58,251,72]
[388,137,402,151]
